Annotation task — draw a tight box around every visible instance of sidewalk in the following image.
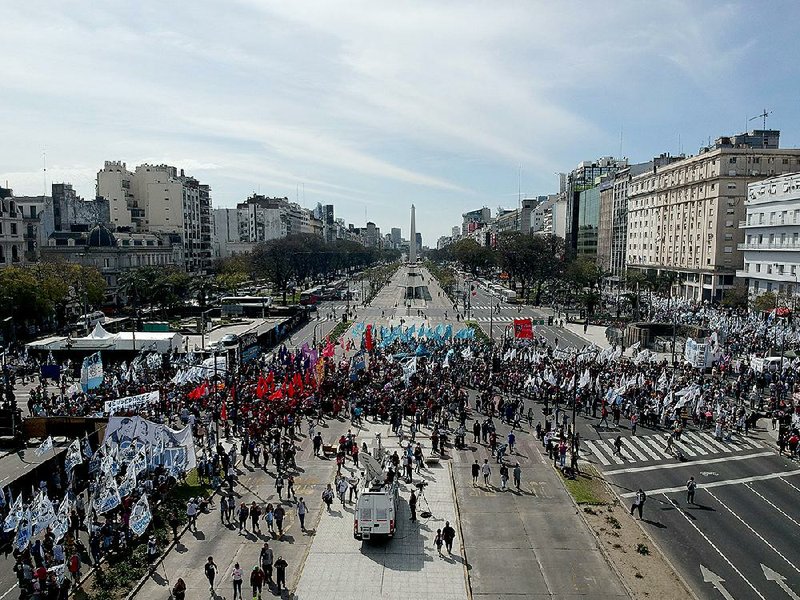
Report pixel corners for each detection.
[294,420,468,600]
[563,322,612,350]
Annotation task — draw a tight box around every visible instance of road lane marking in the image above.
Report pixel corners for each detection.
[628,435,662,461]
[604,451,774,476]
[745,483,800,530]
[621,437,648,461]
[584,440,610,465]
[620,469,800,497]
[782,477,800,494]
[762,564,800,600]
[665,495,766,600]
[0,585,17,600]
[706,489,800,575]
[638,436,671,460]
[598,440,623,464]
[682,431,719,454]
[701,565,735,600]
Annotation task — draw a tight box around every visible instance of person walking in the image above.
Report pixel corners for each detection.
[297,497,308,532]
[274,556,288,591]
[322,484,334,511]
[231,562,243,600]
[250,565,264,600]
[337,477,348,505]
[260,542,274,586]
[686,477,697,505]
[629,488,646,520]
[507,431,516,454]
[275,474,284,501]
[481,459,491,487]
[274,504,285,538]
[513,463,521,491]
[237,502,249,534]
[186,498,198,532]
[250,502,261,533]
[471,460,480,486]
[434,528,444,556]
[409,490,417,522]
[204,556,218,592]
[613,435,623,457]
[499,462,509,491]
[442,521,456,555]
[264,503,274,534]
[287,474,297,502]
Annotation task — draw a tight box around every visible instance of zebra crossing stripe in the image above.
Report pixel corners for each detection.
[639,437,672,460]
[600,440,624,465]
[622,438,649,461]
[684,431,723,454]
[584,440,611,466]
[694,432,730,453]
[628,436,663,461]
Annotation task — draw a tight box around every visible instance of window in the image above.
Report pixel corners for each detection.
[729,157,737,164]
[10,223,16,235]
[756,264,761,273]
[725,220,734,227]
[724,233,733,241]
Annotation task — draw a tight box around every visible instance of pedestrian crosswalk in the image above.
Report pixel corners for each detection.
[584,431,764,467]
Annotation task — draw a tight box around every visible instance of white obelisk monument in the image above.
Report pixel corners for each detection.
[409,204,417,264]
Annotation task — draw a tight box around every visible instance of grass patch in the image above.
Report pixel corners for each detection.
[463,320,492,344]
[329,320,352,341]
[559,466,609,505]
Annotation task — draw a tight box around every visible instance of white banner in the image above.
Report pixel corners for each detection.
[93,476,121,514]
[104,416,196,472]
[104,391,160,416]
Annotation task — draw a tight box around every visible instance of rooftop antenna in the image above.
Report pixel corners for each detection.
[518,164,522,210]
[302,182,305,205]
[749,109,772,147]
[42,147,48,197]
[619,125,624,159]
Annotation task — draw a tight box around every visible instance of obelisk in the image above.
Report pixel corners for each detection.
[409,204,417,264]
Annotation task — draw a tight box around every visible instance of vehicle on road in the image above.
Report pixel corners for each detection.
[354,446,398,541]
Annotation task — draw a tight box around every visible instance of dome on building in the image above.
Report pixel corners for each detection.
[87,224,116,247]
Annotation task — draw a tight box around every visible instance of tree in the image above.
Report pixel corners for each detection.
[251,239,295,304]
[721,282,749,309]
[451,239,494,275]
[753,291,778,313]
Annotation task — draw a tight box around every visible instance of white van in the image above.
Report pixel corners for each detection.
[353,451,398,541]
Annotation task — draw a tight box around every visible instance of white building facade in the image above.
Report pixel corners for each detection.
[738,172,800,300]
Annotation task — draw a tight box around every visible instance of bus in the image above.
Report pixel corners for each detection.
[220,296,272,317]
[299,286,323,306]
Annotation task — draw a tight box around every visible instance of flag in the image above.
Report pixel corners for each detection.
[579,369,591,390]
[82,435,93,460]
[323,337,335,358]
[14,510,32,552]
[401,356,417,385]
[256,375,268,399]
[513,318,533,339]
[50,498,71,543]
[220,401,228,421]
[118,467,137,498]
[64,439,83,473]
[33,494,56,535]
[442,349,453,369]
[80,352,104,392]
[188,381,208,400]
[129,495,152,537]
[93,477,121,514]
[365,324,374,351]
[34,436,53,457]
[3,496,23,532]
[47,563,67,586]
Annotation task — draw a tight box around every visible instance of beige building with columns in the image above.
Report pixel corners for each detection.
[626,130,800,302]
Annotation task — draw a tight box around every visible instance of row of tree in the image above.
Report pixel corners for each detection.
[0,262,106,328]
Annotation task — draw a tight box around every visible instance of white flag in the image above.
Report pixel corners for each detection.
[129,495,152,538]
[3,496,23,532]
[93,477,121,514]
[34,436,53,457]
[64,439,83,473]
[118,468,137,498]
[33,494,56,535]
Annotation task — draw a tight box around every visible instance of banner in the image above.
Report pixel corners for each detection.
[104,391,160,416]
[50,498,71,543]
[118,468,137,498]
[81,352,104,392]
[513,318,533,339]
[14,511,32,552]
[129,495,152,538]
[104,416,196,472]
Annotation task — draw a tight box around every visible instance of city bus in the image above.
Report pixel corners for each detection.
[220,296,272,317]
[299,286,323,306]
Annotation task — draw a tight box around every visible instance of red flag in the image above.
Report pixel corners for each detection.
[365,324,373,351]
[266,371,274,390]
[513,318,533,339]
[220,401,228,421]
[188,381,208,400]
[268,389,284,401]
[292,372,303,392]
[323,336,335,358]
[287,383,295,398]
[256,375,268,399]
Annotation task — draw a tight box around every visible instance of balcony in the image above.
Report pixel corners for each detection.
[739,219,796,228]
[737,269,799,283]
[738,242,800,251]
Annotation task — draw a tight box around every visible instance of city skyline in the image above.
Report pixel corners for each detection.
[3,1,800,242]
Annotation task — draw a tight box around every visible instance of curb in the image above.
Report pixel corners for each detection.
[553,464,636,600]
[447,461,473,600]
[588,466,702,600]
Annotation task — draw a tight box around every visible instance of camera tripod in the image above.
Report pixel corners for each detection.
[415,483,433,519]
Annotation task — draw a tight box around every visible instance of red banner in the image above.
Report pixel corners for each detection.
[513,318,533,339]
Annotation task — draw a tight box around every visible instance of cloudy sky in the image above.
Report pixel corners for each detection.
[2,1,800,243]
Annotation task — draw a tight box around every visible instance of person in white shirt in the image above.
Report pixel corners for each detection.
[297,497,308,531]
[231,562,243,600]
[481,459,492,486]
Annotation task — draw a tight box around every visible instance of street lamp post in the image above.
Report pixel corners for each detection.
[571,347,598,449]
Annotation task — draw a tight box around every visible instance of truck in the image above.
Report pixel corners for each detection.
[353,438,398,541]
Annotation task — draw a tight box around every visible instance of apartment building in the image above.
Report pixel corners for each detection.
[737,173,800,300]
[96,162,213,273]
[625,130,800,302]
[0,188,24,267]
